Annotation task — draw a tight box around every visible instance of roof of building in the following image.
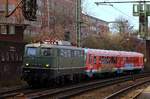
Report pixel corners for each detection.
[82,13,108,24]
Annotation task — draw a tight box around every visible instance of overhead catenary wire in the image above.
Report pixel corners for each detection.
[109,4,137,21]
[95,0,150,5]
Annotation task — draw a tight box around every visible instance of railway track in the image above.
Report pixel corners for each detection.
[23,73,150,99]
[104,77,150,99]
[1,73,150,99]
[0,85,28,98]
[0,85,47,99]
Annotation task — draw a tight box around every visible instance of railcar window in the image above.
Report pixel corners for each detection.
[26,47,37,56]
[101,57,108,64]
[111,57,116,64]
[88,54,91,63]
[99,57,101,64]
[90,55,93,63]
[106,57,109,64]
[126,57,129,63]
[41,48,52,56]
[94,56,97,64]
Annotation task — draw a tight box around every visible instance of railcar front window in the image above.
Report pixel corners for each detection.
[41,48,52,56]
[27,47,37,56]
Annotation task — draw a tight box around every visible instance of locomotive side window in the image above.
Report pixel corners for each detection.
[60,49,65,56]
[67,50,71,57]
[60,49,67,57]
[71,50,81,57]
[26,47,37,56]
[74,50,80,57]
[41,48,52,56]
[60,49,72,58]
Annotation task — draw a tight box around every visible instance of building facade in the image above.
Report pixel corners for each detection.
[81,14,109,39]
[0,0,26,82]
[0,0,109,43]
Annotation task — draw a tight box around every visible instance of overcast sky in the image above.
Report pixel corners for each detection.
[83,0,150,30]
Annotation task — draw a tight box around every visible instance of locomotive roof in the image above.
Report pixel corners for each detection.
[25,43,83,50]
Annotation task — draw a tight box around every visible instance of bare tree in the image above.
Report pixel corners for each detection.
[111,16,134,36]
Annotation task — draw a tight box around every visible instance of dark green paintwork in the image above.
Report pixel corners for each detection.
[23,44,85,76]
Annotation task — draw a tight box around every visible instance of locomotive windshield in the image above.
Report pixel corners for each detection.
[26,47,37,56]
[41,48,52,56]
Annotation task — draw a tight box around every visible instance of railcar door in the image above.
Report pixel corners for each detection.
[85,54,94,77]
[93,56,99,73]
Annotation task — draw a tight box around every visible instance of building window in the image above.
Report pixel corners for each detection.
[9,25,15,35]
[8,4,15,12]
[0,5,5,12]
[0,25,7,34]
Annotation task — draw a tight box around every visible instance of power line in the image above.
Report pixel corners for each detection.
[110,5,137,21]
[95,2,137,21]
[95,1,150,5]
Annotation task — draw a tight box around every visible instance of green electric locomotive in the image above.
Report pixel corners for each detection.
[22,43,85,86]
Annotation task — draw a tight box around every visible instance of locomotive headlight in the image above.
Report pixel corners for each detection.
[45,64,50,67]
[25,63,29,66]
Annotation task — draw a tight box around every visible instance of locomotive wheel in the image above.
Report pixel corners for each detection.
[27,80,39,88]
[73,74,79,83]
[55,77,60,86]
[60,76,65,85]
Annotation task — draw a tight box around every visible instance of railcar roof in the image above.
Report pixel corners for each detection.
[119,51,144,57]
[86,49,144,57]
[25,43,83,50]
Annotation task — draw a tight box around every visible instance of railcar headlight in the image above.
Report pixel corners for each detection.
[25,63,29,66]
[45,64,50,67]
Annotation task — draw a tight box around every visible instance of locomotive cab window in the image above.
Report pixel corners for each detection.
[41,48,52,56]
[26,47,37,56]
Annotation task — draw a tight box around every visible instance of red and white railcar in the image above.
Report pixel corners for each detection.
[84,49,144,76]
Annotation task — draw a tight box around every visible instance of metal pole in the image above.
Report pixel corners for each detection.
[5,0,8,16]
[47,0,50,34]
[76,0,81,47]
[139,1,143,37]
[144,2,148,39]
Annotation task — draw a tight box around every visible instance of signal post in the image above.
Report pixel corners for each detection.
[133,3,150,71]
